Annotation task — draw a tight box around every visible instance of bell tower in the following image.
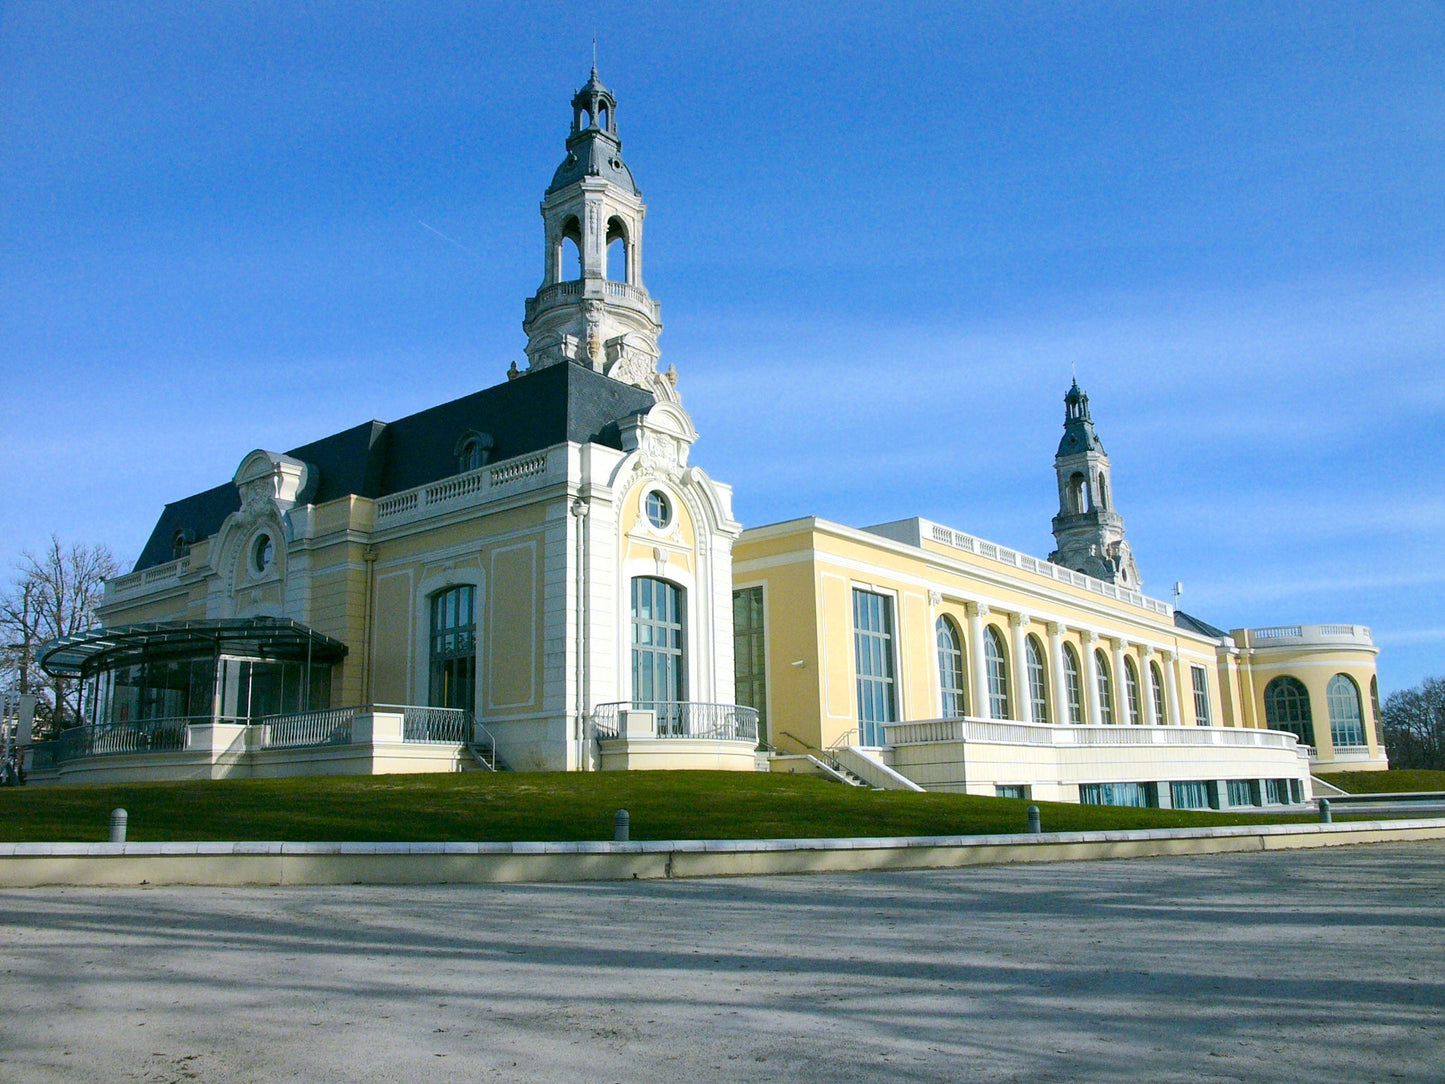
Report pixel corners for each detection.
[1048,381,1142,588]
[522,70,665,391]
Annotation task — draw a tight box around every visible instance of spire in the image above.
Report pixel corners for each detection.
[523,73,666,397]
[547,67,637,196]
[1058,378,1104,457]
[1048,381,1140,588]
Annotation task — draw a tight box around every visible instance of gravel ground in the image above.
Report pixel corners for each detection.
[2,841,1442,1083]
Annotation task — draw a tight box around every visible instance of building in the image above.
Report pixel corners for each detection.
[33,73,1387,803]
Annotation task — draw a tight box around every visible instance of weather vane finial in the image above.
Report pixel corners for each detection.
[592,36,597,75]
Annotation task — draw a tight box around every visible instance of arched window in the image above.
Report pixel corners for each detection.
[984,626,1010,720]
[1068,472,1088,513]
[936,617,967,719]
[1026,634,1048,724]
[456,431,494,473]
[1149,660,1166,725]
[558,215,583,282]
[429,585,476,713]
[1063,643,1083,724]
[1264,676,1314,747]
[632,577,686,732]
[1326,673,1365,748]
[1124,656,1142,725]
[1095,650,1115,725]
[598,104,610,130]
[606,216,630,283]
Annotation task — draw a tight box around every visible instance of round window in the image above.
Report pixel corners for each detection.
[644,490,671,530]
[252,534,274,573]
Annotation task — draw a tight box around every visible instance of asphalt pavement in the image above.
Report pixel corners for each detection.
[2,841,1442,1083]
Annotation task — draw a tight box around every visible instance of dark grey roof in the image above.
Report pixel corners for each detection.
[1174,610,1229,639]
[133,362,655,571]
[548,130,638,196]
[1057,380,1104,458]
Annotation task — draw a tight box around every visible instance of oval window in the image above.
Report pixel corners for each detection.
[252,534,274,573]
[644,490,671,530]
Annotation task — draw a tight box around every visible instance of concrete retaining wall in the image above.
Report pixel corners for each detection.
[2,819,1444,888]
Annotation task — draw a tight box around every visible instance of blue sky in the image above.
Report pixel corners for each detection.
[1,2,1441,693]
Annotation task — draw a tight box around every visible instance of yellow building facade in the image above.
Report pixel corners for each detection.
[32,73,1387,804]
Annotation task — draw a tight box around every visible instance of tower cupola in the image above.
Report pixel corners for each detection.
[523,71,666,394]
[1048,381,1141,588]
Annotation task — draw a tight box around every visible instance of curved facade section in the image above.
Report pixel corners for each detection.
[1232,624,1386,772]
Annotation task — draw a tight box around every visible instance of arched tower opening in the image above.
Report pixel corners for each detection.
[606,216,630,283]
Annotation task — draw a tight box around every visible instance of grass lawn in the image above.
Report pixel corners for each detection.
[0,771,1323,844]
[1317,769,1445,794]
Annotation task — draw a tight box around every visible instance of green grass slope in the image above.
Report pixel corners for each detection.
[1317,769,1445,794]
[0,772,1311,843]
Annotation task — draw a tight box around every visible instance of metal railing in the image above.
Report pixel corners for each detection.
[261,706,357,749]
[391,706,472,743]
[44,717,200,765]
[592,702,758,742]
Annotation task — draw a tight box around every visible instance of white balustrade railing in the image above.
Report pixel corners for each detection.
[884,716,1302,752]
[924,520,1173,617]
[375,451,551,525]
[1245,624,1373,646]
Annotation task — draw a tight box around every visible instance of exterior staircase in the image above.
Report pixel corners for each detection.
[462,723,507,771]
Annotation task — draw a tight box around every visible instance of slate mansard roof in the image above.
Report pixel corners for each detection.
[134,362,656,571]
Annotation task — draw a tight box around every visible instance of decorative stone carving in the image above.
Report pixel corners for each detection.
[608,348,656,389]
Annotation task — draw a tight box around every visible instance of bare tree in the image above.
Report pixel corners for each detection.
[0,538,120,735]
[1382,677,1445,772]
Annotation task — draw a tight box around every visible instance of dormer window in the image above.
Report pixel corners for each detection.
[171,529,193,561]
[456,432,495,473]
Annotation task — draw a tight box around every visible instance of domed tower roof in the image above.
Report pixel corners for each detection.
[547,67,638,196]
[1057,378,1104,457]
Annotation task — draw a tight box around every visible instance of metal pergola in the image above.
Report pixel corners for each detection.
[39,617,349,677]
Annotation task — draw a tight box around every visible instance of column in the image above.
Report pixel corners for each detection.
[1111,638,1130,724]
[1009,613,1031,723]
[966,602,989,721]
[1047,622,1067,726]
[1162,650,1182,726]
[1140,645,1159,725]
[1079,630,1100,726]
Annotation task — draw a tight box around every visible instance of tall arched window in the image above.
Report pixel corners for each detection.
[606,216,630,283]
[1068,472,1088,513]
[632,577,686,732]
[558,216,583,281]
[1149,660,1167,725]
[1026,635,1049,724]
[429,585,476,714]
[1326,673,1365,748]
[936,617,967,719]
[984,626,1010,720]
[1264,676,1314,747]
[1124,657,1142,725]
[1063,643,1084,724]
[1095,650,1115,725]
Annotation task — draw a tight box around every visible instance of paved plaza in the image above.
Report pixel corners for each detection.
[2,841,1443,1083]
